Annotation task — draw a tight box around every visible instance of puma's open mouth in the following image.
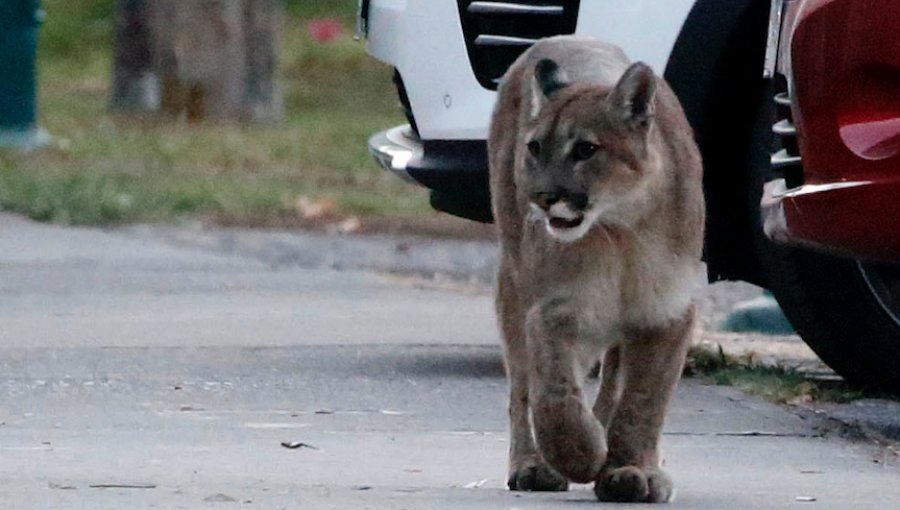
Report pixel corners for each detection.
[548,215,584,230]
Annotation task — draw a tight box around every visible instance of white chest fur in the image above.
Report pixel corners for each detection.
[528,230,701,351]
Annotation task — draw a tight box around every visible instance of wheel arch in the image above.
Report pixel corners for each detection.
[664,0,771,285]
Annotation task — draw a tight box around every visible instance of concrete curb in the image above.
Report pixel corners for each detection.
[118,223,500,284]
[807,399,900,446]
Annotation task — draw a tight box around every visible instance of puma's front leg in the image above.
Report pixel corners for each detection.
[497,267,567,492]
[526,298,607,484]
[595,309,694,503]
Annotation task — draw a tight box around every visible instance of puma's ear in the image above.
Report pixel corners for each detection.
[535,59,569,98]
[530,58,569,117]
[609,62,656,130]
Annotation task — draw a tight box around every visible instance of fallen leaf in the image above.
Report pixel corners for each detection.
[280,441,319,450]
[295,196,337,220]
[334,216,361,234]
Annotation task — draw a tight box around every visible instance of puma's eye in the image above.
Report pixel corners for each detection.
[526,140,541,157]
[573,141,599,162]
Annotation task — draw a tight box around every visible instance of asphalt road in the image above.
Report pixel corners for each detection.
[1,213,899,509]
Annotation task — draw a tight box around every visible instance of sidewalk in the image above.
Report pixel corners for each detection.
[4,344,897,509]
[1,214,899,509]
[120,222,900,443]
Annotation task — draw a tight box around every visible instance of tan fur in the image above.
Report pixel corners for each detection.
[488,36,704,502]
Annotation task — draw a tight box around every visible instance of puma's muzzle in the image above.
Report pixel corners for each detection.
[530,190,589,212]
[528,196,602,243]
[529,188,592,237]
[546,201,585,230]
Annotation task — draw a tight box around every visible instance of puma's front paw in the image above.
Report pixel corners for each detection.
[508,462,568,492]
[594,466,673,503]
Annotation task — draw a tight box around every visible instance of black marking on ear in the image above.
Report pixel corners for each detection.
[535,59,569,99]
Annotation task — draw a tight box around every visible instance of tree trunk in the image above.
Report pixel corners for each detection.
[110,0,159,114]
[112,0,283,123]
[242,0,284,123]
[151,0,246,122]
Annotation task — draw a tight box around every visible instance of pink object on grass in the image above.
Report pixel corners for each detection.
[308,18,343,43]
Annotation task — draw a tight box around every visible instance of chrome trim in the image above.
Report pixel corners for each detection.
[772,119,797,136]
[771,180,872,199]
[355,0,370,40]
[474,34,538,46]
[774,92,792,107]
[468,2,564,15]
[764,0,785,78]
[368,125,421,185]
[771,148,802,169]
[766,178,789,199]
[778,0,804,86]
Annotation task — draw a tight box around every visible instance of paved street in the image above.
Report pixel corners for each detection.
[1,213,899,509]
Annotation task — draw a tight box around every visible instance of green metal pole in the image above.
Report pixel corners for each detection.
[0,0,50,150]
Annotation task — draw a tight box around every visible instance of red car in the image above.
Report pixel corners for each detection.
[761,0,900,392]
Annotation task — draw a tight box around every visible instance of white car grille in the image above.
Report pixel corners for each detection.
[457,0,580,89]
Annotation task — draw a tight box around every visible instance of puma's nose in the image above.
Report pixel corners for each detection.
[567,192,588,211]
[532,191,589,211]
[532,191,561,211]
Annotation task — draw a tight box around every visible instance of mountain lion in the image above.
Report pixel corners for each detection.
[488,36,705,503]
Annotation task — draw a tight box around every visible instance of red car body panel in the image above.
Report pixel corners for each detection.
[762,0,900,261]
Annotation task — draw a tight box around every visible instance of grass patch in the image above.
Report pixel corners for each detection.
[0,0,431,226]
[685,345,875,404]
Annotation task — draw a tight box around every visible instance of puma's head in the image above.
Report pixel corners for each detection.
[522,59,660,243]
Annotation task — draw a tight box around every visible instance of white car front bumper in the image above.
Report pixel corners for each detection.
[363,1,499,141]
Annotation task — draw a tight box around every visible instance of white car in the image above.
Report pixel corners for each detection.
[361,0,770,276]
[359,0,900,395]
